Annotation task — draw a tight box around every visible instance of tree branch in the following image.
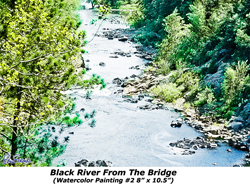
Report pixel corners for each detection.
[11,50,71,69]
[0,80,3,94]
[0,146,9,154]
[0,133,12,142]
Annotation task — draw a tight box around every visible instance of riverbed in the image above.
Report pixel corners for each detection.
[52,7,246,167]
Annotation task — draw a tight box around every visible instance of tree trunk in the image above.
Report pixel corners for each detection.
[10,79,22,160]
[11,106,20,159]
[23,126,30,158]
[10,125,17,159]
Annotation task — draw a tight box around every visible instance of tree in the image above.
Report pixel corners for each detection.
[0,0,85,163]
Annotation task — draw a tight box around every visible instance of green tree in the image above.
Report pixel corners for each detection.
[156,10,191,74]
[0,0,85,163]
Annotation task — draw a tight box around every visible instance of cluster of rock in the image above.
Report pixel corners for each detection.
[129,65,140,70]
[170,118,183,128]
[170,136,218,153]
[99,27,129,40]
[98,27,156,60]
[244,153,250,164]
[180,150,197,155]
[138,103,167,110]
[181,108,250,148]
[112,77,127,87]
[75,159,112,167]
[100,28,129,40]
[109,17,121,24]
[123,70,167,95]
[122,91,168,110]
[133,45,155,61]
[113,49,131,57]
[112,74,140,87]
[112,81,168,110]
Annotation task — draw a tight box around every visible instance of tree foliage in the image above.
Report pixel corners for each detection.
[134,0,250,120]
[0,0,85,165]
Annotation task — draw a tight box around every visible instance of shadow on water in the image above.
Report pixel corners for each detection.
[52,6,246,167]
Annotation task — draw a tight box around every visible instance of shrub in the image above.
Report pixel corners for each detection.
[224,110,235,120]
[155,59,171,75]
[151,83,182,102]
[176,71,200,93]
[167,71,200,100]
[132,30,160,46]
[194,87,215,106]
[127,7,144,26]
[183,102,191,110]
[222,61,249,106]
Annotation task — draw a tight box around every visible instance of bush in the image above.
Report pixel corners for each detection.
[155,59,171,75]
[176,71,199,93]
[194,87,215,106]
[183,102,191,110]
[151,83,182,102]
[132,30,161,46]
[127,8,144,27]
[222,61,249,106]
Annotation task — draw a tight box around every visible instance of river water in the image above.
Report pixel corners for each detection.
[52,7,246,167]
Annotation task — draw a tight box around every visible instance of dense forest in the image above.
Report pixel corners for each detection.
[124,0,250,123]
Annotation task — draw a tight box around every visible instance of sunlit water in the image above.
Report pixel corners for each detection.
[52,7,246,167]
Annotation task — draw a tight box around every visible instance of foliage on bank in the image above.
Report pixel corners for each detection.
[149,0,250,122]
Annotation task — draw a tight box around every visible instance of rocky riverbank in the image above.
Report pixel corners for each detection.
[90,19,250,165]
[120,64,250,164]
[95,17,157,61]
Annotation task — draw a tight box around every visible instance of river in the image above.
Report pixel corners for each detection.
[52,6,246,167]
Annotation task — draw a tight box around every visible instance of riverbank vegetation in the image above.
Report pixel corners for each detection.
[128,0,250,124]
[0,0,88,166]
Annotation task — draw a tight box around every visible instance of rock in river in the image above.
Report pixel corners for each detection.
[170,121,182,128]
[99,62,106,67]
[123,86,137,94]
[112,77,124,86]
[109,55,118,58]
[118,37,128,42]
[74,159,112,167]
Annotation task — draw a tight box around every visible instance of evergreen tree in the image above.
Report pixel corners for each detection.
[0,0,85,163]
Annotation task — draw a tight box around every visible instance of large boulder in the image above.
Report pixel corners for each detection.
[203,62,230,95]
[118,37,128,42]
[239,103,250,127]
[203,69,224,95]
[226,121,244,131]
[239,103,250,119]
[123,86,137,94]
